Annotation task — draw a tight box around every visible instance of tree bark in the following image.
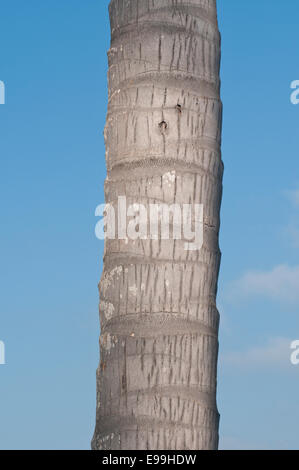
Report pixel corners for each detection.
[92,0,223,450]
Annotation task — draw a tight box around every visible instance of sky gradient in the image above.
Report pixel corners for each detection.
[0,0,299,450]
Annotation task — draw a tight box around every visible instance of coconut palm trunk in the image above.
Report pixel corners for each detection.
[92,0,223,450]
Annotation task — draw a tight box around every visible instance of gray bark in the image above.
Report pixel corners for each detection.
[92,0,223,450]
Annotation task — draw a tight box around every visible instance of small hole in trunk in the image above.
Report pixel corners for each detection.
[159,121,167,132]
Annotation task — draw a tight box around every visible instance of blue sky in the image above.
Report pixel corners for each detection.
[0,0,299,450]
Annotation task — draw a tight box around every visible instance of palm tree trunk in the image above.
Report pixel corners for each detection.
[92,0,223,450]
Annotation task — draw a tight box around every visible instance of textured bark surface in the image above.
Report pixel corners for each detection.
[92,0,223,450]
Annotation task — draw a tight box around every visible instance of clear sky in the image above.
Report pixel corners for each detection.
[0,0,299,450]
